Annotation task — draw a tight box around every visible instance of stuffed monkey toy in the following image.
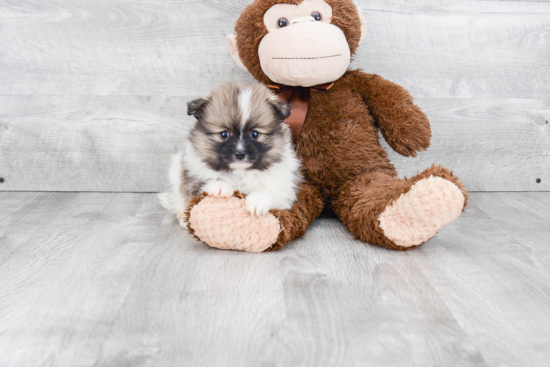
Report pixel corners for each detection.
[184,0,468,252]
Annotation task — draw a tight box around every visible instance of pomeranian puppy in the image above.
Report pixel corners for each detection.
[160,82,302,227]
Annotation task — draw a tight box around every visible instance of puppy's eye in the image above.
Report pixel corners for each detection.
[219,131,230,140]
[277,18,288,28]
[250,131,259,139]
[311,12,322,21]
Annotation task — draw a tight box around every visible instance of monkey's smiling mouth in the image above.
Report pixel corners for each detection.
[272,54,342,60]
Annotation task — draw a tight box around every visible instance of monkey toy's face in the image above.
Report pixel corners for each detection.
[259,0,349,87]
[229,0,368,87]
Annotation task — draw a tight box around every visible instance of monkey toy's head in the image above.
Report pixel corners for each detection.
[228,0,368,88]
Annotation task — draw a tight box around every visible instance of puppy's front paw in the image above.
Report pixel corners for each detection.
[203,181,234,198]
[245,192,272,216]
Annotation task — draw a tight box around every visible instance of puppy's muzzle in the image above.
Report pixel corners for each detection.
[235,150,246,161]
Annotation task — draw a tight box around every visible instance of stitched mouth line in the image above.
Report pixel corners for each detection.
[272,54,342,60]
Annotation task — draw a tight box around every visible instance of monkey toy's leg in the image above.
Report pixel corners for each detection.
[332,165,468,250]
[269,183,324,251]
[185,183,324,252]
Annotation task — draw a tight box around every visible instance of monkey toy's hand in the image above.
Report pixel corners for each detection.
[184,192,281,253]
[350,71,432,157]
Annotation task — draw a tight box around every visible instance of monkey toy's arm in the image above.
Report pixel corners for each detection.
[348,70,432,157]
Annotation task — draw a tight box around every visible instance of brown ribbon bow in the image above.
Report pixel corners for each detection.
[268,82,334,143]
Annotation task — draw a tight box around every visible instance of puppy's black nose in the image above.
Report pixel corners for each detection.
[235,150,246,160]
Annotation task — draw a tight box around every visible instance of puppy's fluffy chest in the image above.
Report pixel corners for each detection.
[218,165,288,195]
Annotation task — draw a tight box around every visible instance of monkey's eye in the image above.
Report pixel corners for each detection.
[311,12,322,21]
[219,131,230,140]
[277,17,289,28]
[250,131,260,139]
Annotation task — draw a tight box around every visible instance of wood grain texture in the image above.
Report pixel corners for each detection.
[0,95,190,192]
[1,192,549,366]
[411,192,550,367]
[1,96,548,191]
[1,0,549,97]
[0,0,549,192]
[388,98,550,191]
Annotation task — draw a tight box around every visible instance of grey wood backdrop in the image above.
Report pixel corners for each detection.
[0,0,549,192]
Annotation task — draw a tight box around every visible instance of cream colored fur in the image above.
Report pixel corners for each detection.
[160,121,301,222]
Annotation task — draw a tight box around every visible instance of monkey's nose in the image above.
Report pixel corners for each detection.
[234,151,246,161]
[291,16,315,25]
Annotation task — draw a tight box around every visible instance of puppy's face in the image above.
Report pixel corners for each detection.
[187,83,291,171]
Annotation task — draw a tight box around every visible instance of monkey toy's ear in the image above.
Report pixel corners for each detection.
[227,34,248,72]
[356,5,368,45]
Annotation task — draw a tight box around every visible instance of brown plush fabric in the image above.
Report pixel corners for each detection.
[267,70,468,251]
[189,0,468,251]
[269,183,324,251]
[332,165,468,251]
[347,70,432,157]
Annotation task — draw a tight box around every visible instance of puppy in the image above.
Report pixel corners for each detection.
[160,82,302,227]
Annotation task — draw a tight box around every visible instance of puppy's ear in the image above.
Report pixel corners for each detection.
[271,100,291,121]
[187,98,209,117]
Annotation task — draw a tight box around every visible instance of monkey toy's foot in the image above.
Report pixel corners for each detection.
[378,174,465,248]
[184,193,280,253]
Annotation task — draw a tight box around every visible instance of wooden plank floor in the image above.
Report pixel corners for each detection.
[1,192,549,367]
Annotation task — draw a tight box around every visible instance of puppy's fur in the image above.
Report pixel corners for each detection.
[160,82,302,226]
